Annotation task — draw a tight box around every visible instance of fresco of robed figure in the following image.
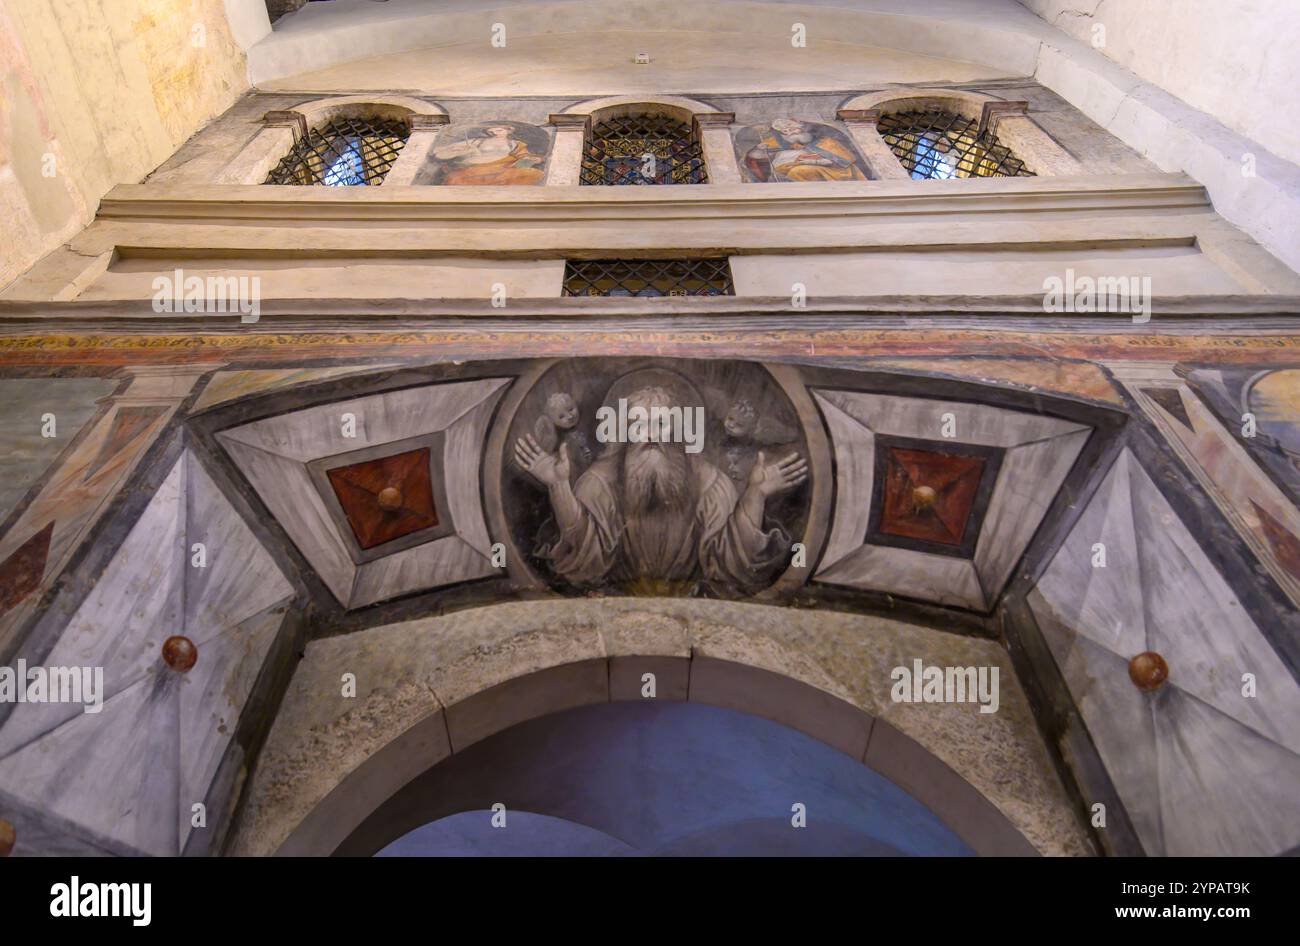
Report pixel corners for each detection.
[415,121,550,185]
[506,361,811,598]
[738,118,868,183]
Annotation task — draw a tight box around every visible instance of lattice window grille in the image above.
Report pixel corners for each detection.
[580,114,708,186]
[877,110,1034,180]
[264,116,409,186]
[562,258,734,296]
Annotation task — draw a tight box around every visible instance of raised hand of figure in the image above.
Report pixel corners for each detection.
[514,435,570,488]
[748,450,809,498]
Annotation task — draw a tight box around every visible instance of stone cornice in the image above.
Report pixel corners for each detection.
[2,294,1298,327]
[96,173,1211,225]
[0,318,1297,369]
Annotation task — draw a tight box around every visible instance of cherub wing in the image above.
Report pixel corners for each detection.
[532,415,559,453]
[754,415,799,445]
[700,386,734,426]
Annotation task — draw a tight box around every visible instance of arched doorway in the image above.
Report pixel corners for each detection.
[356,701,975,857]
[227,599,1081,857]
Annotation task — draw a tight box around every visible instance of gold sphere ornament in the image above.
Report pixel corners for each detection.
[1128,651,1169,691]
[912,485,938,511]
[377,486,403,512]
[0,817,14,857]
[162,635,198,673]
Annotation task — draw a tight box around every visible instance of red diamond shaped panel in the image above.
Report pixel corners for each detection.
[325,448,438,550]
[879,447,986,547]
[0,521,54,615]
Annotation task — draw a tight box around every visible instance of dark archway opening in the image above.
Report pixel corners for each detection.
[342,701,974,856]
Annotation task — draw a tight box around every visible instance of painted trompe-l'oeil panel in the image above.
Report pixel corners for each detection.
[735,119,868,183]
[413,121,551,185]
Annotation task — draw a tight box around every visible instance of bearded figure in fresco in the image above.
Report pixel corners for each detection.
[514,385,808,593]
[427,124,546,185]
[745,118,867,182]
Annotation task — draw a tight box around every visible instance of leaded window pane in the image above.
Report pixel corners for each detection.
[563,259,733,296]
[580,114,708,185]
[877,110,1034,180]
[265,117,409,186]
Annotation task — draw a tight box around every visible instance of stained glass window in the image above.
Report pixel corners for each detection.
[265,117,409,186]
[563,259,733,296]
[580,114,707,185]
[877,110,1034,180]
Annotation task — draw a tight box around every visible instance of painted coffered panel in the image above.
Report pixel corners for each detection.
[0,450,293,856]
[812,389,1089,610]
[217,378,510,608]
[1029,448,1300,856]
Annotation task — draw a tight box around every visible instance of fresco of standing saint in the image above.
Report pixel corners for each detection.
[414,121,550,185]
[736,118,868,183]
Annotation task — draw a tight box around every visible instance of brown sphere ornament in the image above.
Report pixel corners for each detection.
[162,635,198,673]
[0,817,15,857]
[1128,651,1169,691]
[376,486,403,512]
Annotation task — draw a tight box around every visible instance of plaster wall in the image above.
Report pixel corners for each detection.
[1018,0,1300,168]
[0,0,249,289]
[730,245,1244,298]
[257,29,1009,96]
[222,0,271,51]
[81,256,566,302]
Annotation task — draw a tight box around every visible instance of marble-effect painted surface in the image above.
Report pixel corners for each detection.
[0,377,117,524]
[1126,375,1300,610]
[1030,448,1300,856]
[0,450,293,856]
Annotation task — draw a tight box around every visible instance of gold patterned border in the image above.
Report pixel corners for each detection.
[1,329,1299,366]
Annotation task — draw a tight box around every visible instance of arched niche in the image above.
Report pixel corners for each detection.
[837,88,1081,178]
[547,95,738,185]
[217,94,449,185]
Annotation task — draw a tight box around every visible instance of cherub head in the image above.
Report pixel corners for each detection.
[724,398,757,438]
[546,392,579,429]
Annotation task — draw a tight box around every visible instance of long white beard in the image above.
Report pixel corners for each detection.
[624,443,689,514]
[622,444,695,579]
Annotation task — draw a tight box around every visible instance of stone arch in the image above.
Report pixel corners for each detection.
[338,700,979,856]
[283,93,448,130]
[225,599,1092,858]
[217,95,448,185]
[838,88,1081,178]
[560,93,725,125]
[841,87,1010,124]
[547,95,737,184]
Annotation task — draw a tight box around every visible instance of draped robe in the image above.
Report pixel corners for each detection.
[541,450,789,591]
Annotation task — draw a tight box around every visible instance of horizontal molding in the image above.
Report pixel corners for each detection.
[97,174,1211,225]
[2,316,1298,369]
[2,293,1299,327]
[95,236,1200,261]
